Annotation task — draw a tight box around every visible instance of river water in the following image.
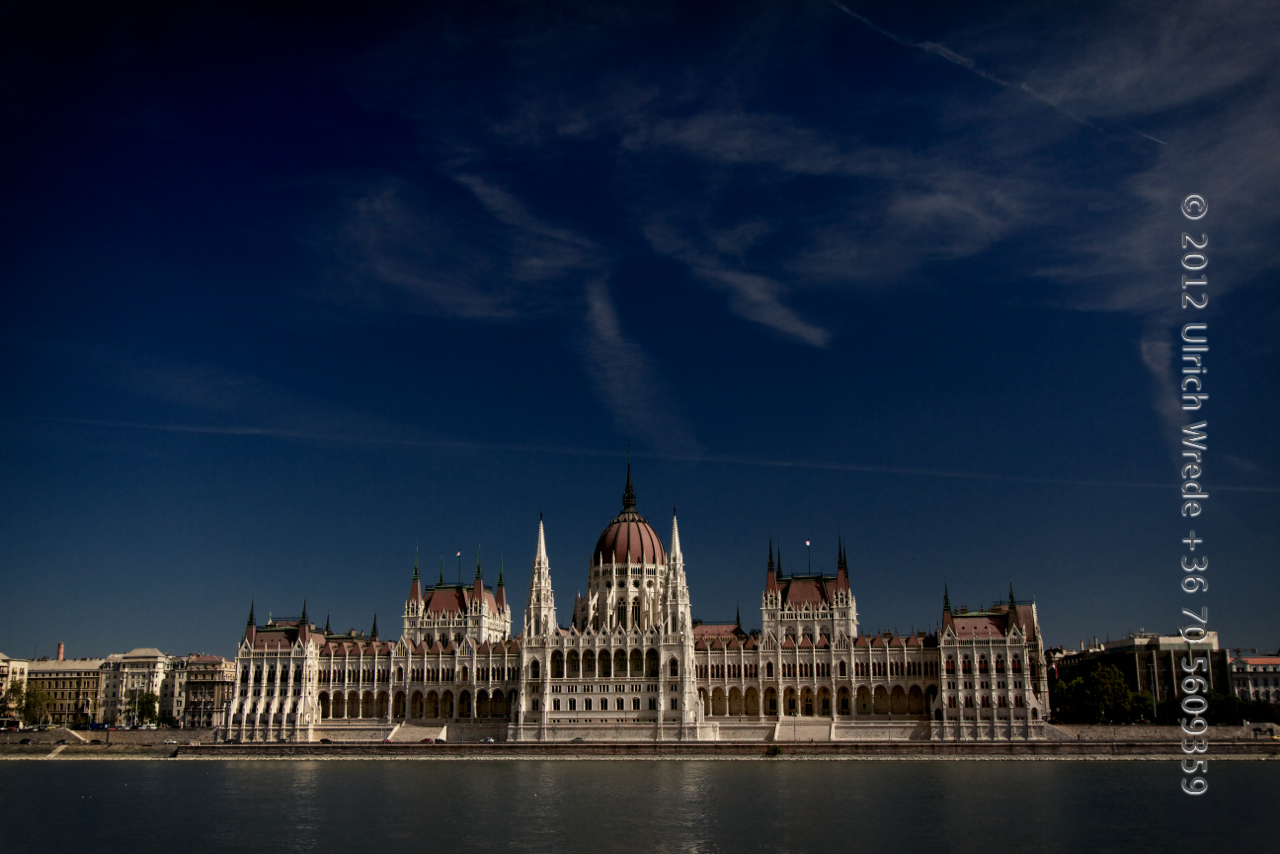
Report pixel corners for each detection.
[3,759,1274,852]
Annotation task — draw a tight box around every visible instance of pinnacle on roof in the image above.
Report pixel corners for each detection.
[371,614,379,641]
[1009,582,1016,606]
[438,556,445,586]
[412,549,420,582]
[735,606,741,628]
[535,517,549,567]
[767,538,775,573]
[622,459,636,511]
[497,556,505,587]
[301,600,308,624]
[475,546,483,581]
[943,584,952,614]
[776,548,784,581]
[324,614,331,634]
[670,507,683,561]
[247,601,255,626]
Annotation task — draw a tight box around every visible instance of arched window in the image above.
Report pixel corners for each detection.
[553,698,561,711]
[585,698,592,711]
[568,698,576,711]
[945,657,955,674]
[961,656,972,675]
[978,656,988,674]
[632,697,640,711]
[530,660,540,679]
[766,662,774,678]
[839,661,847,677]
[669,658,679,678]
[615,697,624,711]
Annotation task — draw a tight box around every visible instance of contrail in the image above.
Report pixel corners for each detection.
[44,416,1279,493]
[826,1,1166,145]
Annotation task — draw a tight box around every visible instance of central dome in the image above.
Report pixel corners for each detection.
[593,464,667,566]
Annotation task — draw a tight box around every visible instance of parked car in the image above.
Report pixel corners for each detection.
[571,737,586,743]
[479,737,495,743]
[55,739,67,745]
[90,739,103,745]
[434,738,446,743]
[163,739,178,744]
[319,738,333,744]
[19,738,32,745]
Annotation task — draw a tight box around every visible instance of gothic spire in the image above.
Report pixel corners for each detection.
[247,601,255,626]
[371,614,379,640]
[1009,582,1016,606]
[622,459,636,511]
[301,599,308,624]
[670,508,683,563]
[943,584,952,614]
[438,556,445,586]
[324,613,331,634]
[735,605,741,629]
[535,516,549,568]
[475,545,483,580]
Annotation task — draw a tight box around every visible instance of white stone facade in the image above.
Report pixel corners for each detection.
[222,469,1049,742]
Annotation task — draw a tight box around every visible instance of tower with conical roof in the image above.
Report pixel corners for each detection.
[525,516,558,638]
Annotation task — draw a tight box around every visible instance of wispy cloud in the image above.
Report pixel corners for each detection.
[826,1,1162,144]
[580,280,701,454]
[49,416,1280,494]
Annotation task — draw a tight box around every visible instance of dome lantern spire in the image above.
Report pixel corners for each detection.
[622,458,636,512]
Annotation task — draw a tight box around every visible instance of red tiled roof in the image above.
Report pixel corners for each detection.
[594,512,666,566]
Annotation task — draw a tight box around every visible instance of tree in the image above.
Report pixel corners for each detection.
[2,681,25,722]
[126,690,159,726]
[22,684,51,725]
[1050,664,1144,724]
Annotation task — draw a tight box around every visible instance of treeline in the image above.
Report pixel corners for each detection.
[1051,663,1280,725]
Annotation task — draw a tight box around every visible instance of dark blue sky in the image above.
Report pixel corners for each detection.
[2,0,1277,660]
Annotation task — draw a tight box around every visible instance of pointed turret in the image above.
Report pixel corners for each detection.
[324,614,331,635]
[836,538,850,591]
[299,600,310,642]
[409,550,422,602]
[943,584,952,614]
[301,599,308,624]
[371,614,379,641]
[623,460,636,511]
[536,514,549,566]
[526,516,558,638]
[765,539,778,593]
[473,546,485,603]
[496,556,507,611]
[244,601,256,644]
[669,507,683,564]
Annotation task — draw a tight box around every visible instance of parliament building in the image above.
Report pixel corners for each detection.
[224,468,1048,742]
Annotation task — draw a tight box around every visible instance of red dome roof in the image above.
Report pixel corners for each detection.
[593,464,667,566]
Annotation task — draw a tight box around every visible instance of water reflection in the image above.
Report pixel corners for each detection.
[1,760,1272,853]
